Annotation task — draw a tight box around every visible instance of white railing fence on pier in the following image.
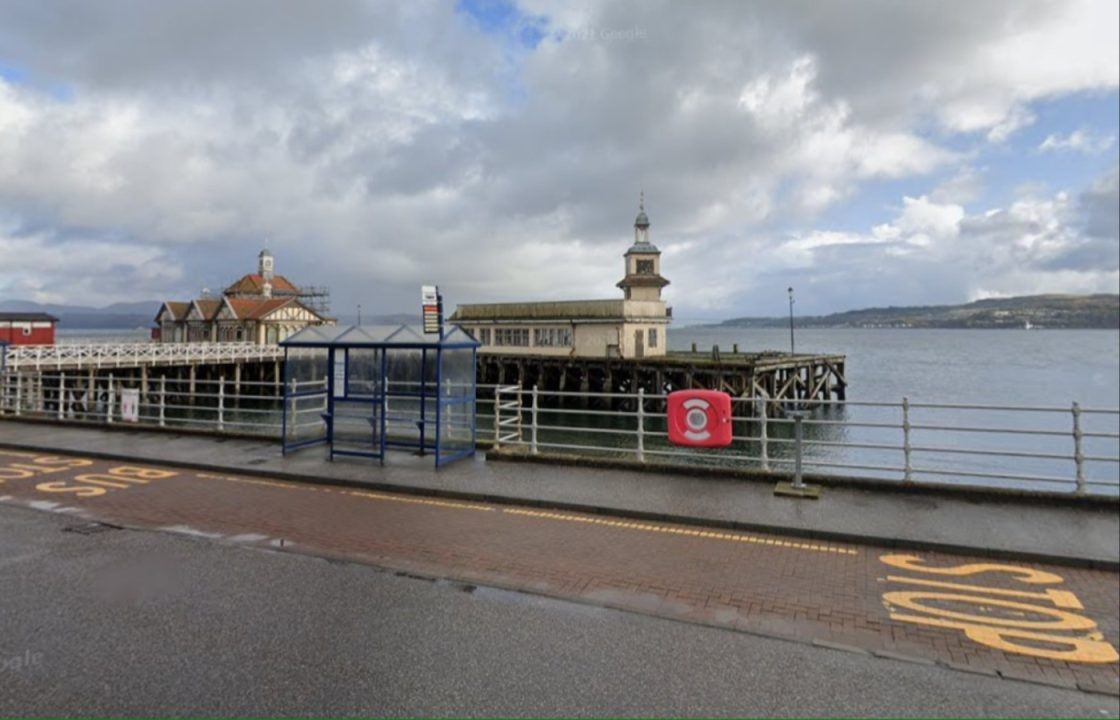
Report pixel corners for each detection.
[3,342,283,371]
[1,372,1117,497]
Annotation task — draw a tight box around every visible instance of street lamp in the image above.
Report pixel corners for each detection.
[787,287,795,355]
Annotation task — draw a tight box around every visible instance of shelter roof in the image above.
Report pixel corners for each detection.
[281,323,478,348]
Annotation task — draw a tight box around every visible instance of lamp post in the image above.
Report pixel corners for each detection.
[787,287,795,355]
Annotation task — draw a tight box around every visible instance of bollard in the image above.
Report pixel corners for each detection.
[774,408,819,498]
[530,385,539,454]
[636,387,645,463]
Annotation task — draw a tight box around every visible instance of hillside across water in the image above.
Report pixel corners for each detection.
[717,294,1120,330]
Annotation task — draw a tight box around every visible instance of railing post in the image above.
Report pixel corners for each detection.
[218,375,225,431]
[1072,401,1085,495]
[58,372,66,420]
[636,387,645,463]
[159,376,166,428]
[530,385,539,455]
[106,373,114,424]
[791,412,806,490]
[757,395,769,471]
[287,378,297,442]
[902,396,912,483]
[15,373,22,416]
[493,386,502,450]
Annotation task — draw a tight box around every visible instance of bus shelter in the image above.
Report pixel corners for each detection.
[280,324,479,467]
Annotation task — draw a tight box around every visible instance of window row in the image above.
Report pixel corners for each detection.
[472,326,573,348]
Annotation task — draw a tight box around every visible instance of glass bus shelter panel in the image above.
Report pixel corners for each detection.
[282,347,329,452]
[329,399,383,457]
[344,348,382,398]
[384,347,427,450]
[437,395,476,464]
[439,344,476,400]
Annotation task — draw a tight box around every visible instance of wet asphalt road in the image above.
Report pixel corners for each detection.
[1,504,1116,718]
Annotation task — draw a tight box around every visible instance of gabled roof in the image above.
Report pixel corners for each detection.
[154,302,191,323]
[222,296,315,321]
[223,273,299,296]
[190,299,222,321]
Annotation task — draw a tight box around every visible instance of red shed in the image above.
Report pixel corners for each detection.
[0,312,59,345]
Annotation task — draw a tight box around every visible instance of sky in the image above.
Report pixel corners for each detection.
[0,0,1117,321]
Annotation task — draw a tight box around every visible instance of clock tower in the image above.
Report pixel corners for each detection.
[617,192,669,302]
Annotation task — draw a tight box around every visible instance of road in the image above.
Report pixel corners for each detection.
[0,447,1118,715]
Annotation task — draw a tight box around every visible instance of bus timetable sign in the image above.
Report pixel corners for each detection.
[421,285,443,335]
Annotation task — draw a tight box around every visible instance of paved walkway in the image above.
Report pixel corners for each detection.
[0,420,1117,566]
[0,447,1117,695]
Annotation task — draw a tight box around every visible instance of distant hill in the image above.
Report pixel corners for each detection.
[0,299,162,329]
[718,294,1120,330]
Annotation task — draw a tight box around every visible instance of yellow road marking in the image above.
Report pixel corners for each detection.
[0,449,40,458]
[501,508,859,555]
[879,553,1119,663]
[195,472,494,512]
[25,457,855,555]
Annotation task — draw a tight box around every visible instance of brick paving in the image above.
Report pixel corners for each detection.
[1,448,1117,695]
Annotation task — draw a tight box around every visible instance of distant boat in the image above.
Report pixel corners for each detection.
[1023,320,1035,330]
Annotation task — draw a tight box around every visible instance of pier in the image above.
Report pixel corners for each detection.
[476,348,847,407]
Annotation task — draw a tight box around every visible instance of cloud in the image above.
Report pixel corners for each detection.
[1038,129,1117,154]
[0,0,1116,316]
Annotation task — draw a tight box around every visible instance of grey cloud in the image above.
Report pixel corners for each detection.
[0,0,1115,315]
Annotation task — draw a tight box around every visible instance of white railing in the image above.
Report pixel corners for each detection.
[2,342,283,371]
[2,372,1117,497]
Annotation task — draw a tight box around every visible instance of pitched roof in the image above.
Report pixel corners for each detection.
[223,273,299,296]
[191,299,222,321]
[155,301,191,322]
[451,300,627,322]
[222,296,304,320]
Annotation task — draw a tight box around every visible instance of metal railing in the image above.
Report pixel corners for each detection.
[2,372,1117,496]
[483,386,1120,497]
[3,342,283,371]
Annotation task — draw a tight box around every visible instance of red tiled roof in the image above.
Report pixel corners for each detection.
[155,301,191,322]
[223,274,299,296]
[191,299,222,321]
[222,297,302,320]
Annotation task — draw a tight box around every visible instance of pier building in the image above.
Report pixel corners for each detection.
[155,249,333,345]
[452,196,670,360]
[452,195,846,406]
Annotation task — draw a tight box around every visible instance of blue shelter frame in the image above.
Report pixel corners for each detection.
[280,324,479,467]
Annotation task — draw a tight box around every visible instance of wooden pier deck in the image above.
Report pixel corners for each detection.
[477,349,847,406]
